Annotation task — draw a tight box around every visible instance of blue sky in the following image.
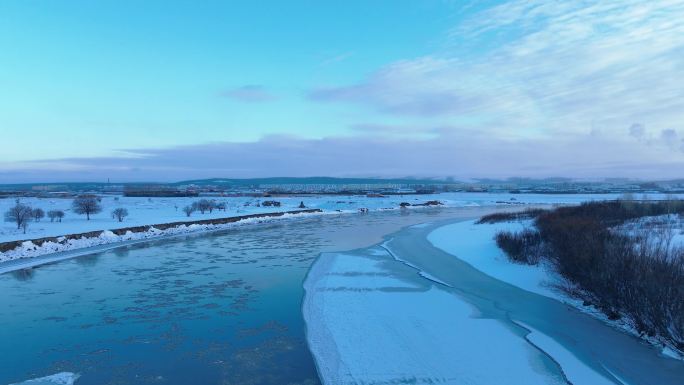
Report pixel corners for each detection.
[1,1,684,182]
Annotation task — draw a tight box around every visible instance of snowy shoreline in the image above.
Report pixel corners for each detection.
[0,209,325,266]
[428,219,684,361]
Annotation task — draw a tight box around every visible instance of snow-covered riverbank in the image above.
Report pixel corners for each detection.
[428,219,563,299]
[303,217,684,385]
[0,209,328,265]
[428,219,684,361]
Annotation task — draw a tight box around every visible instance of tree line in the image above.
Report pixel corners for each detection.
[3,195,129,234]
[5,196,297,235]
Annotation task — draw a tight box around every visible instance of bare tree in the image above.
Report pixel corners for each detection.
[111,208,129,222]
[183,205,195,217]
[48,210,65,222]
[4,201,33,231]
[32,208,45,222]
[664,195,680,214]
[193,199,213,214]
[72,195,102,220]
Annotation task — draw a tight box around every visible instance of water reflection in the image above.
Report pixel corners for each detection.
[113,247,130,258]
[11,267,34,281]
[75,253,101,267]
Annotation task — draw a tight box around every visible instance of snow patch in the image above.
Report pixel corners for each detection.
[10,372,80,385]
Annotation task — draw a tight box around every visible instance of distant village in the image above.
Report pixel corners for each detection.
[2,177,684,198]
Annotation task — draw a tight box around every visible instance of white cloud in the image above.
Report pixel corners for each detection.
[311,0,684,147]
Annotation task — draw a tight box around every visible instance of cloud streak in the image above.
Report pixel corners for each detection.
[310,1,684,141]
[4,1,684,183]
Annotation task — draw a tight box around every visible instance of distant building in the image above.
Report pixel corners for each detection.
[123,184,198,197]
[31,184,67,191]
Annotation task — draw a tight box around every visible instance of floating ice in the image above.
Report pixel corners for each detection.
[10,372,80,385]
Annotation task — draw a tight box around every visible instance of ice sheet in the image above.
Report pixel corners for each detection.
[303,250,567,385]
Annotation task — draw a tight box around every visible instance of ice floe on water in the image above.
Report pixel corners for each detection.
[10,372,80,385]
[303,247,568,385]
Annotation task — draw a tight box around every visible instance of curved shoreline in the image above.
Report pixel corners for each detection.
[399,220,684,383]
[428,218,684,361]
[302,217,684,385]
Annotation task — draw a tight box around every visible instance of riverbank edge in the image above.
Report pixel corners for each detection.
[0,209,323,263]
[1,208,323,252]
[429,218,684,361]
